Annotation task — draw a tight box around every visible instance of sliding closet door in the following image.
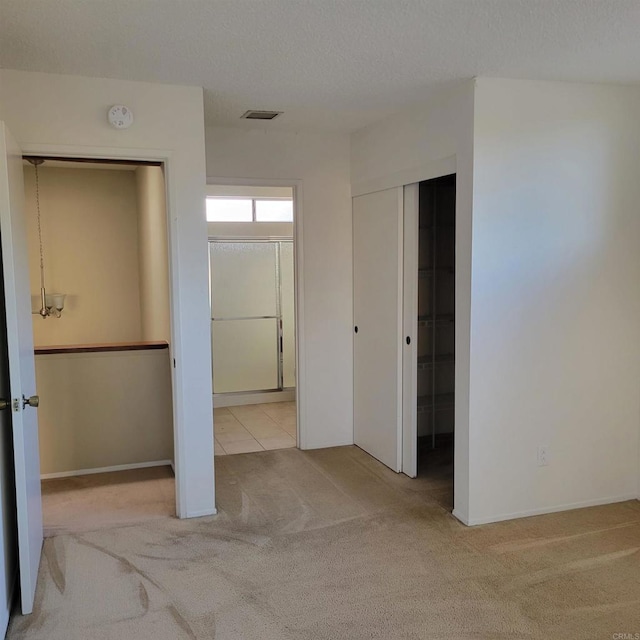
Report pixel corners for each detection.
[402,183,419,478]
[353,187,403,472]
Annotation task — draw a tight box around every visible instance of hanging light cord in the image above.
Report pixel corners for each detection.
[27,158,48,317]
[34,161,46,291]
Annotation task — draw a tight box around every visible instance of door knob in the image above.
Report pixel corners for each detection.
[0,399,10,411]
[22,395,39,409]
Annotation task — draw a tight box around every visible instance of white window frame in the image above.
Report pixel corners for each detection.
[206,196,293,223]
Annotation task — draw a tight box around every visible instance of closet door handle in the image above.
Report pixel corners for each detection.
[354,326,358,334]
[406,336,411,345]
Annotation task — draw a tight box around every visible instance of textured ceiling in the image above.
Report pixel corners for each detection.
[1,0,640,132]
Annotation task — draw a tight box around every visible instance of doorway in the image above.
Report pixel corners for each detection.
[207,185,298,455]
[415,175,456,509]
[22,156,176,534]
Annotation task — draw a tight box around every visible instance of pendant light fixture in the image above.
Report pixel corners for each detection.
[27,157,66,319]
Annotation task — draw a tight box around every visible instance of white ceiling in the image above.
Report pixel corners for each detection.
[2,0,640,133]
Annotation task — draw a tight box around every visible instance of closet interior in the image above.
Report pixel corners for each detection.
[417,174,456,483]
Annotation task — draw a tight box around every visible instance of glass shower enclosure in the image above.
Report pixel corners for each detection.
[209,239,295,394]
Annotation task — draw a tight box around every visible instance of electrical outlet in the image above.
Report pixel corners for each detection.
[537,445,549,467]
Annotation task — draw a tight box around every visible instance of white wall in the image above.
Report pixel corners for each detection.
[350,81,475,521]
[206,185,292,198]
[208,221,293,239]
[25,165,143,346]
[351,82,472,195]
[206,126,353,448]
[468,78,640,524]
[0,70,214,518]
[136,166,171,343]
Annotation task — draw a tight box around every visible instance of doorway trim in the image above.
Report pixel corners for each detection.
[206,177,305,449]
[20,141,199,519]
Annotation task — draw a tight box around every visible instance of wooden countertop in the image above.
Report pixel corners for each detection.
[34,341,169,355]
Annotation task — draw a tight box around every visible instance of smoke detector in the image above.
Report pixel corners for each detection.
[241,110,282,121]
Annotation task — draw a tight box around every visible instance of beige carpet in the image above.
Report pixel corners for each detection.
[8,445,640,640]
[41,466,176,536]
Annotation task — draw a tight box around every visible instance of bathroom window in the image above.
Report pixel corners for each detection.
[207,197,293,222]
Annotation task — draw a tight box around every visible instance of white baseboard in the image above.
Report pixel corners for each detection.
[40,459,173,480]
[451,509,469,526]
[462,493,638,527]
[184,507,217,518]
[214,389,295,408]
[300,439,354,451]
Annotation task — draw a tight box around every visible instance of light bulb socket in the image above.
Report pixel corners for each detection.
[50,293,66,311]
[43,291,65,317]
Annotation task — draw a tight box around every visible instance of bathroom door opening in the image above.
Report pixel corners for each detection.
[207,185,298,455]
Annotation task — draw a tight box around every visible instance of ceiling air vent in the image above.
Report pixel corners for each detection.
[241,110,282,121]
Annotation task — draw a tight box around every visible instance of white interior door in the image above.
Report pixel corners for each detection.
[0,122,43,614]
[402,183,419,477]
[353,187,403,472]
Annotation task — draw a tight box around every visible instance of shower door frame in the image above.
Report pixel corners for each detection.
[209,237,293,395]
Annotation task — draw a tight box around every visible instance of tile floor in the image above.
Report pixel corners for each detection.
[214,401,297,455]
